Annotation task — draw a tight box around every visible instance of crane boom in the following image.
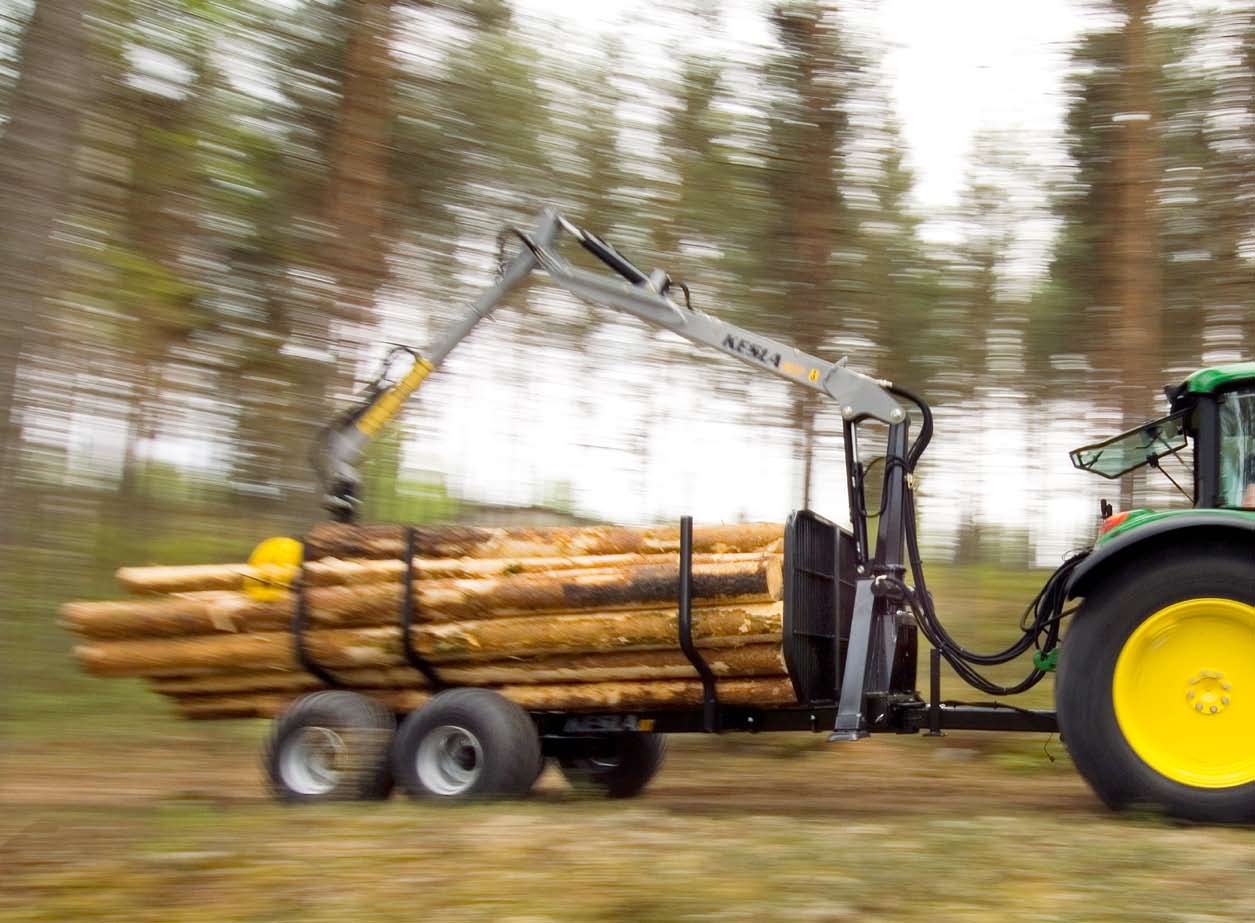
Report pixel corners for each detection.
[316,207,904,519]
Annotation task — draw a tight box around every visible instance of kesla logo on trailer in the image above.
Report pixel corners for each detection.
[723,334,781,368]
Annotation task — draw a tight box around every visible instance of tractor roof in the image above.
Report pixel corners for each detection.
[1183,362,1255,396]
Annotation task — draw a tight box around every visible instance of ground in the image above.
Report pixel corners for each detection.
[7,714,1255,920]
[6,545,1255,921]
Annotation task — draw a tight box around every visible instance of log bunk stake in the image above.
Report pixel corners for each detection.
[400,526,442,690]
[677,516,719,732]
[291,557,340,688]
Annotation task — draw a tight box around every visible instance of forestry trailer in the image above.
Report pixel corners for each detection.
[261,208,1255,821]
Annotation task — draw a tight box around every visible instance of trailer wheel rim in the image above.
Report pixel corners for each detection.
[280,726,345,795]
[1113,597,1255,789]
[416,725,483,796]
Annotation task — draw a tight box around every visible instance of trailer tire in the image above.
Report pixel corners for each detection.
[263,691,395,803]
[558,733,667,798]
[392,688,541,801]
[1057,542,1255,822]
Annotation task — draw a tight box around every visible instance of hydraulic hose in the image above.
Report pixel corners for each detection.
[886,383,933,470]
[882,384,1085,696]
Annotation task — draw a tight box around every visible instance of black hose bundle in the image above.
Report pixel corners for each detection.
[884,385,1087,697]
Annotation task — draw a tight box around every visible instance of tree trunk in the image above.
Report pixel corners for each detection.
[795,393,817,510]
[1115,0,1161,508]
[323,0,396,325]
[0,0,89,545]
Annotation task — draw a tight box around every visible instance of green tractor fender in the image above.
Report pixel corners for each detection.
[1065,509,1255,602]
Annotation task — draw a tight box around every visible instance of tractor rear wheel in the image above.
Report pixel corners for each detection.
[1057,542,1255,822]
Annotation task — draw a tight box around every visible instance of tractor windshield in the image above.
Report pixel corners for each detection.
[1070,412,1189,479]
[1218,390,1255,508]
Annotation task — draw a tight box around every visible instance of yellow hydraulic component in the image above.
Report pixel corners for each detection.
[356,356,433,438]
[244,536,304,601]
[1113,597,1255,789]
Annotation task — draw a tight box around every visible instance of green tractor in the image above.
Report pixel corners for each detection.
[1063,362,1255,820]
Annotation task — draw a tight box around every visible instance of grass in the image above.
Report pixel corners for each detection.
[5,733,1255,923]
[4,506,1249,921]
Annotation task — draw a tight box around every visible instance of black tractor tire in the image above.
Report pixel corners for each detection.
[1057,541,1255,822]
[558,733,667,798]
[262,691,396,803]
[392,688,542,801]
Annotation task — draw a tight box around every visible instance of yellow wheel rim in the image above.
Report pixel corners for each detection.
[244,536,303,601]
[1113,597,1255,789]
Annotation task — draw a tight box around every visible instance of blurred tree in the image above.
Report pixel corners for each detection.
[655,56,740,266]
[1044,4,1179,507]
[113,38,217,497]
[1048,1,1164,463]
[220,0,406,508]
[1039,27,1123,386]
[949,138,1032,562]
[0,2,33,124]
[0,0,89,540]
[324,0,397,325]
[851,111,935,390]
[1112,0,1161,450]
[760,1,858,509]
[1046,4,1254,470]
[4,0,1249,564]
[1200,8,1255,360]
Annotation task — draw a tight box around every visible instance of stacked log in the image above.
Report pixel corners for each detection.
[64,522,798,718]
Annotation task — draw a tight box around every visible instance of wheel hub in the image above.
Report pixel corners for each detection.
[1113,597,1255,789]
[416,725,484,796]
[1186,670,1232,716]
[279,726,345,795]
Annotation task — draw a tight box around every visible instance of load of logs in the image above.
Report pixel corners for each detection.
[64,522,799,719]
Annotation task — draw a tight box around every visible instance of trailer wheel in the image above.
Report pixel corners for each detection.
[1058,543,1255,822]
[558,733,667,798]
[392,688,541,801]
[263,691,395,803]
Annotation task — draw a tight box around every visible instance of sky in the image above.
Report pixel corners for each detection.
[513,0,1086,215]
[871,0,1081,211]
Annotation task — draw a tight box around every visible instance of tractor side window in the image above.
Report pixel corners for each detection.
[1218,391,1255,508]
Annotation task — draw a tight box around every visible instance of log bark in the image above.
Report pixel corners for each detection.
[303,521,784,561]
[149,644,789,695]
[415,559,782,621]
[63,587,388,640]
[75,602,784,677]
[414,603,782,662]
[116,550,778,595]
[69,558,782,639]
[116,563,254,595]
[499,676,795,711]
[171,676,797,720]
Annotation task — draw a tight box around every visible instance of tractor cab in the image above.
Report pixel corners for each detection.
[1071,362,1255,512]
